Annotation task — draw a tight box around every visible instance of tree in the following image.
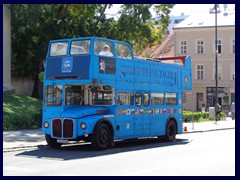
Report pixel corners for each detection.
[116,4,173,53]
[10,4,173,98]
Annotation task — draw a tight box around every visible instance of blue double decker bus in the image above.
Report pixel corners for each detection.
[42,37,192,149]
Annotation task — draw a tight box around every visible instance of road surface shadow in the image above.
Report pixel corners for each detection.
[16,137,189,161]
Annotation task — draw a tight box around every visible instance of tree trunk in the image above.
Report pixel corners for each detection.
[32,58,44,99]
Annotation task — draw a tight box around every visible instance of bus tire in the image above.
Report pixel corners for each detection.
[165,120,177,142]
[45,134,62,148]
[91,123,112,150]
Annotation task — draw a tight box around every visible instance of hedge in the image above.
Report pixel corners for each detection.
[183,111,226,122]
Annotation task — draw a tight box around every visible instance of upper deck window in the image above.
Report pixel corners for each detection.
[50,42,68,57]
[116,43,132,59]
[70,40,91,55]
[94,40,113,57]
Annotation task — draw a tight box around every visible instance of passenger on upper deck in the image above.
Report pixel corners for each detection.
[120,50,125,58]
[99,45,113,56]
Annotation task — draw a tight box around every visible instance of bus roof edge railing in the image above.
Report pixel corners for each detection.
[145,55,189,66]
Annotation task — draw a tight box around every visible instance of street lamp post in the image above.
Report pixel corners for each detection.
[215,4,218,123]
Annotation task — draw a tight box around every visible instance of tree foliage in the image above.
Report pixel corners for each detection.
[10,4,174,97]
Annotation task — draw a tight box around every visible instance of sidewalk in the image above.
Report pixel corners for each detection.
[3,118,235,151]
[182,117,235,133]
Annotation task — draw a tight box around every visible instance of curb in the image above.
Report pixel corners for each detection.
[4,127,235,152]
[3,145,47,152]
[182,127,235,134]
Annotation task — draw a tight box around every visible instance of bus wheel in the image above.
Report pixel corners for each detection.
[45,134,62,148]
[91,123,112,150]
[165,120,177,142]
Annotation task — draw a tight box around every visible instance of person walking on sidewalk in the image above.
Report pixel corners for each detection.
[230,102,235,120]
[215,103,221,123]
[201,103,206,113]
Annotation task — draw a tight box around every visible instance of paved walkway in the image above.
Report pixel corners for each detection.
[3,118,235,151]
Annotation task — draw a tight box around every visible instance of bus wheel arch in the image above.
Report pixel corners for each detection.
[165,117,177,142]
[91,119,114,150]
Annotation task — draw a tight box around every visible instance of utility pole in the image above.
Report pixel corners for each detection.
[215,4,218,123]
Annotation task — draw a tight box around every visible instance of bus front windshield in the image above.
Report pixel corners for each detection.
[44,85,63,106]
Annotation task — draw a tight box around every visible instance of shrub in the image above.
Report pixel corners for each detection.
[183,111,226,122]
[183,111,209,122]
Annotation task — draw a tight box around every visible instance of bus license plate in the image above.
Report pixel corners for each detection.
[57,139,69,143]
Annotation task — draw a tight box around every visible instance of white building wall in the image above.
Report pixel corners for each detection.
[174,20,235,112]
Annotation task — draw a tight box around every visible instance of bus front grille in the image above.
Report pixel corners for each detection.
[52,119,62,137]
[63,119,74,137]
[52,119,74,138]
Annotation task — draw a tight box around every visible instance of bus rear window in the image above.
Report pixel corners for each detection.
[50,42,68,56]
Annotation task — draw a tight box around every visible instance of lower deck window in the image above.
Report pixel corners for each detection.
[151,93,164,105]
[165,93,177,105]
[92,85,113,105]
[117,92,134,105]
[65,85,84,105]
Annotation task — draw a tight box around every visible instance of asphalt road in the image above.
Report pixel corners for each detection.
[3,129,235,176]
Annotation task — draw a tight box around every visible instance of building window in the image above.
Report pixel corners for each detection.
[212,64,222,80]
[196,65,204,80]
[231,39,235,54]
[215,39,222,54]
[196,40,204,54]
[230,64,235,80]
[182,92,186,104]
[180,40,187,54]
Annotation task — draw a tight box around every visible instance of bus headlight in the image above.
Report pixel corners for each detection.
[43,121,49,128]
[80,122,87,130]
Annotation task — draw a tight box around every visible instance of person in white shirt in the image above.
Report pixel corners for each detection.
[99,45,113,56]
[230,102,235,120]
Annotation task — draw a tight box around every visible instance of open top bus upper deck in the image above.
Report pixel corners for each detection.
[45,37,192,91]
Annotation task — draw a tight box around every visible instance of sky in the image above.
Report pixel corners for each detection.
[105,4,235,18]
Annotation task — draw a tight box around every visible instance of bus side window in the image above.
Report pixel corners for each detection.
[165,93,177,105]
[143,93,150,106]
[116,43,133,59]
[151,93,164,105]
[135,92,142,106]
[117,92,134,105]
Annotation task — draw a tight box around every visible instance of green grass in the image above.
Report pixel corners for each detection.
[3,93,42,130]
